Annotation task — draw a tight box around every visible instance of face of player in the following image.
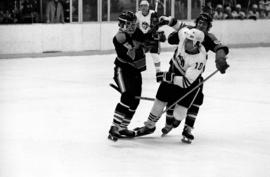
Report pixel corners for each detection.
[126,20,137,34]
[185,39,197,52]
[140,5,149,16]
[196,20,208,33]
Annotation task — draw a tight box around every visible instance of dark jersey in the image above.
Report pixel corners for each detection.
[113,28,147,72]
[167,28,229,55]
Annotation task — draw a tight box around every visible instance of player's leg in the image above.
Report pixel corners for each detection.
[180,81,203,143]
[161,104,175,135]
[108,67,139,140]
[183,87,204,140]
[150,41,161,73]
[134,82,171,137]
[119,74,142,137]
[135,98,166,136]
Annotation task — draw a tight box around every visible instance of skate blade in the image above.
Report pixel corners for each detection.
[181,137,192,144]
[161,133,167,137]
[108,134,118,142]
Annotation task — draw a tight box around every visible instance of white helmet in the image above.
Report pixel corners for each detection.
[184,28,205,46]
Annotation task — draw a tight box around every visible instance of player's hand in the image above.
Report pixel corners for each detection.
[156,72,163,82]
[127,48,136,60]
[156,72,175,83]
[152,31,166,42]
[215,57,229,74]
[159,16,172,26]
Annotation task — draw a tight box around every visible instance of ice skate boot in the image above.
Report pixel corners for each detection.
[172,119,181,128]
[108,126,121,142]
[134,126,156,137]
[119,128,136,138]
[181,125,194,144]
[161,117,174,136]
[161,124,173,137]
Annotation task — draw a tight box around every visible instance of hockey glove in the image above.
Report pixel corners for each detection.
[152,31,166,42]
[156,72,163,82]
[159,16,172,26]
[156,72,175,83]
[215,57,229,74]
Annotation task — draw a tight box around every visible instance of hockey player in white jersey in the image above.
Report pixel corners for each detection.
[135,0,164,74]
[134,27,206,143]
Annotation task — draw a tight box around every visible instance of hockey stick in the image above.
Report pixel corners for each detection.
[155,0,159,12]
[109,83,155,101]
[161,69,219,115]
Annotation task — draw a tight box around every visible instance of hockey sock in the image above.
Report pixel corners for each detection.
[165,105,174,126]
[173,105,188,121]
[185,104,200,128]
[145,99,166,128]
[120,109,135,129]
[112,102,130,128]
[151,53,161,72]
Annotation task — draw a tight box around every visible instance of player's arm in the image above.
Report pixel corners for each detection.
[115,32,135,60]
[173,62,205,88]
[206,33,230,74]
[159,16,186,31]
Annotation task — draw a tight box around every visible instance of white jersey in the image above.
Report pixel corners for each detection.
[136,10,155,34]
[171,28,207,88]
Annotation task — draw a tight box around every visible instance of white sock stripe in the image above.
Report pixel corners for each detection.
[166,114,174,118]
[114,112,125,118]
[192,104,200,108]
[116,67,126,92]
[114,115,123,122]
[187,114,197,119]
[119,102,130,108]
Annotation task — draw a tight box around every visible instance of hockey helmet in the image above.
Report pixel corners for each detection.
[140,0,149,6]
[118,11,137,34]
[195,12,213,32]
[184,28,205,47]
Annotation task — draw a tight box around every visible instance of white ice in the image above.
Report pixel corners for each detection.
[0,47,270,177]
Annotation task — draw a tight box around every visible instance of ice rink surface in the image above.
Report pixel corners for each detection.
[0,47,270,177]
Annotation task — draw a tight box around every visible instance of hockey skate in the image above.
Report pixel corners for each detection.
[108,126,121,142]
[119,128,136,138]
[161,124,173,137]
[172,119,181,128]
[161,118,181,137]
[134,126,156,137]
[181,125,194,144]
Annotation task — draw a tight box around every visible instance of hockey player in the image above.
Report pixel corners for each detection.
[108,11,164,141]
[134,27,207,143]
[135,0,164,74]
[158,11,230,143]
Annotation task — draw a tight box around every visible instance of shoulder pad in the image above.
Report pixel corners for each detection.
[207,33,218,41]
[115,32,127,44]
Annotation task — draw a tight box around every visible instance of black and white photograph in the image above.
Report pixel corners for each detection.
[0,0,270,177]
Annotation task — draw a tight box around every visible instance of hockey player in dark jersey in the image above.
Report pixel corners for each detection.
[108,11,165,141]
[158,10,230,143]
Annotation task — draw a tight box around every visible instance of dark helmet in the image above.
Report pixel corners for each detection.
[195,5,214,32]
[195,12,213,32]
[118,11,137,34]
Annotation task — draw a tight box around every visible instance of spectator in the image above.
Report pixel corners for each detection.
[259,0,270,18]
[248,4,260,20]
[46,0,64,23]
[232,4,246,19]
[20,0,33,23]
[223,6,233,19]
[0,11,4,23]
[213,4,224,20]
[2,10,13,24]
